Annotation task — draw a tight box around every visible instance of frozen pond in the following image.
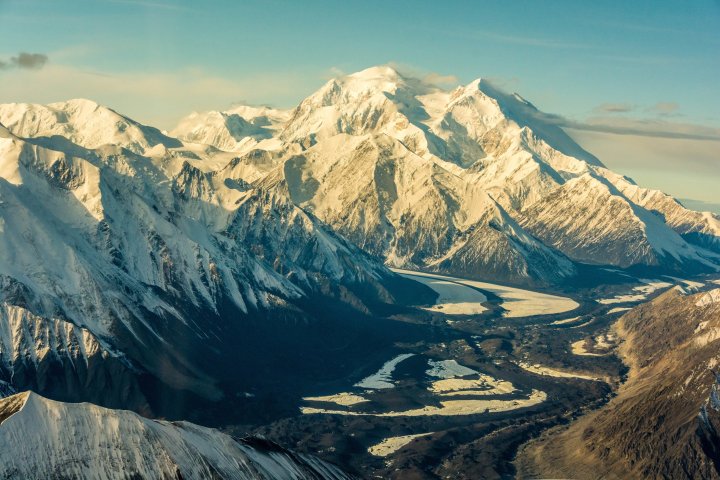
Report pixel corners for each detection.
[392,268,578,318]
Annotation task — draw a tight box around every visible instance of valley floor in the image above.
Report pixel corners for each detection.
[241,269,701,479]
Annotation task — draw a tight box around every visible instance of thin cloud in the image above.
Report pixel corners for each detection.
[0,52,49,71]
[678,198,720,215]
[385,62,460,89]
[0,64,320,129]
[594,103,635,114]
[504,96,717,141]
[569,117,720,141]
[646,102,679,116]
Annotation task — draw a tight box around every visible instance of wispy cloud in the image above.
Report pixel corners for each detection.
[0,52,49,71]
[511,100,720,141]
[646,102,679,116]
[572,117,720,141]
[507,95,716,141]
[594,103,635,114]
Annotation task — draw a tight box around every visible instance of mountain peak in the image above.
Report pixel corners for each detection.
[348,64,402,80]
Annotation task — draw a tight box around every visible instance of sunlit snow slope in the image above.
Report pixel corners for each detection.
[174,65,720,285]
[0,392,352,480]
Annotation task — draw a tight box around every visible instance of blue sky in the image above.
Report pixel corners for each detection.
[1,0,719,210]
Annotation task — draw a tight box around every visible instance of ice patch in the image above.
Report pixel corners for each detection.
[355,353,414,390]
[517,362,602,381]
[303,392,368,406]
[598,279,672,304]
[607,307,631,314]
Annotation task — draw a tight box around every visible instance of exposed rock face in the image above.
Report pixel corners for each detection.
[0,392,353,480]
[518,287,720,479]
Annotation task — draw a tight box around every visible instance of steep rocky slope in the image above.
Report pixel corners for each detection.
[518,285,720,479]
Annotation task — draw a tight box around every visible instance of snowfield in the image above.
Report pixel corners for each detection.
[0,392,352,480]
[393,268,578,318]
[426,359,479,378]
[696,289,720,308]
[395,272,488,315]
[302,354,542,417]
[598,279,672,304]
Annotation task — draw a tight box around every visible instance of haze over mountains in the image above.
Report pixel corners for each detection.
[0,65,719,478]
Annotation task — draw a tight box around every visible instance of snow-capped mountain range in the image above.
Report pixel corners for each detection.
[174,65,720,284]
[0,96,431,417]
[0,65,719,418]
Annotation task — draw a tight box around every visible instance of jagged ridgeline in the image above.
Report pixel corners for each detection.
[0,66,719,424]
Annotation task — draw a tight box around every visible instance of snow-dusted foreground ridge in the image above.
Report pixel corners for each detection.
[0,392,352,480]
